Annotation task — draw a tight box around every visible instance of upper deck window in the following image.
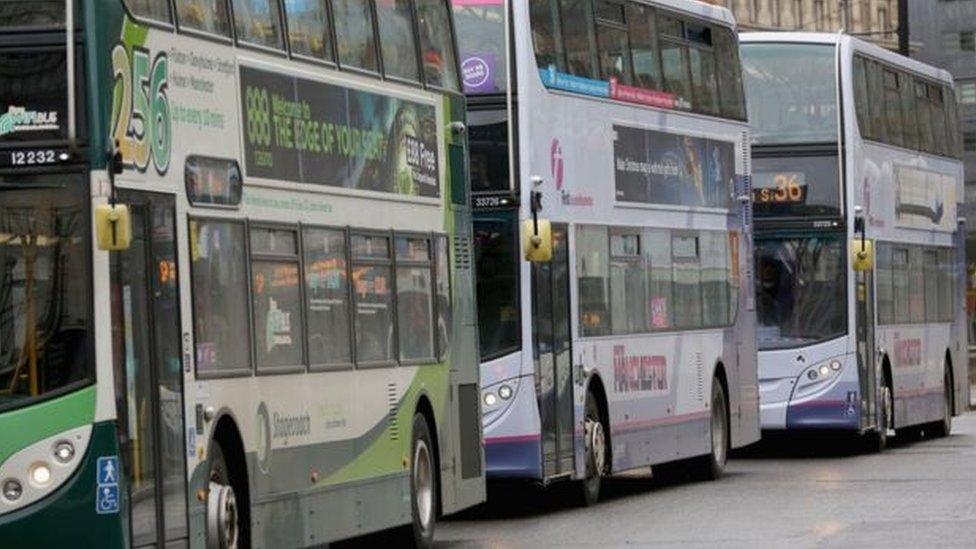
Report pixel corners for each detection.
[452,0,508,94]
[232,0,285,49]
[124,0,172,23]
[332,0,380,72]
[376,0,422,82]
[741,43,838,145]
[175,0,232,36]
[416,0,461,90]
[284,0,335,61]
[0,1,65,29]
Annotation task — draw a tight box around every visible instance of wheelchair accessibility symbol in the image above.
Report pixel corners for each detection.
[96,484,120,514]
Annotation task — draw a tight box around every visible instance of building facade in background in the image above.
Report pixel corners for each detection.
[909,0,976,372]
[705,0,899,48]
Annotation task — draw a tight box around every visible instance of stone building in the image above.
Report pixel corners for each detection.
[702,0,899,48]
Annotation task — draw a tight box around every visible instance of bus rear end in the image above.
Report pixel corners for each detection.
[0,2,124,545]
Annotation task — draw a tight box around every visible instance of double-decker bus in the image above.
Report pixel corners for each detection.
[453,0,760,503]
[742,32,969,449]
[0,0,483,546]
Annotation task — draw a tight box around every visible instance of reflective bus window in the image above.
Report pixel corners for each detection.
[332,0,380,72]
[435,235,451,359]
[672,234,702,329]
[595,1,631,85]
[916,81,935,152]
[715,27,745,120]
[285,0,335,61]
[250,227,304,370]
[577,225,611,337]
[376,0,422,82]
[474,213,520,360]
[232,0,284,48]
[453,0,508,94]
[190,219,251,373]
[125,0,172,22]
[908,247,925,323]
[866,60,888,143]
[940,249,954,321]
[396,237,435,361]
[853,56,872,138]
[900,71,920,150]
[528,0,561,71]
[559,0,596,78]
[701,232,730,326]
[0,1,65,28]
[626,3,661,91]
[892,248,909,323]
[610,231,645,333]
[352,234,394,364]
[176,0,232,36]
[643,229,673,330]
[468,110,512,193]
[689,45,718,115]
[877,244,894,324]
[416,0,460,90]
[929,84,948,155]
[659,15,691,105]
[303,228,352,367]
[882,68,904,147]
[924,249,940,322]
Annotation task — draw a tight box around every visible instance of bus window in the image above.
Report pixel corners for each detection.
[250,227,304,370]
[882,68,904,147]
[929,84,948,155]
[701,231,730,327]
[892,248,909,323]
[916,81,936,152]
[877,244,894,324]
[924,249,941,322]
[332,0,380,72]
[688,45,718,115]
[190,219,251,373]
[351,234,394,364]
[396,237,436,362]
[741,43,837,145]
[755,235,847,349]
[672,234,702,329]
[908,247,925,323]
[303,227,352,368]
[714,27,745,120]
[124,0,172,23]
[558,0,596,79]
[376,0,422,82]
[626,3,661,91]
[474,213,520,359]
[416,0,460,90]
[853,56,872,139]
[468,110,512,193]
[232,0,284,48]
[595,1,631,85]
[0,1,64,28]
[576,225,611,337]
[435,235,451,359]
[285,0,335,61]
[610,231,645,333]
[454,0,508,94]
[900,71,920,150]
[642,228,673,330]
[866,60,888,143]
[175,0,231,36]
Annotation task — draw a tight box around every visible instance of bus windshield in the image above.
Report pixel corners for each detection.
[0,178,91,411]
[473,210,520,360]
[742,43,838,145]
[452,0,507,95]
[755,235,847,350]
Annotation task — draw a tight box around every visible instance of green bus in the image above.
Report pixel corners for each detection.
[0,0,483,546]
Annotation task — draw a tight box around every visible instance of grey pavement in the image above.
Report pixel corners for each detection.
[429,413,976,548]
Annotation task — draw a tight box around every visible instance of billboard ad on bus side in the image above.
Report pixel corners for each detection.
[240,65,440,198]
[612,124,734,209]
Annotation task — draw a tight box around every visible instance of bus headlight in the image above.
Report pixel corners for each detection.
[29,463,52,487]
[795,359,844,399]
[53,441,75,464]
[2,479,22,501]
[498,384,513,400]
[484,392,498,407]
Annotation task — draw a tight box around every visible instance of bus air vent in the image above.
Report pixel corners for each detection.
[387,382,400,441]
[454,235,472,270]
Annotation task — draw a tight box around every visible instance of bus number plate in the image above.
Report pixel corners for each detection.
[1,149,65,168]
[473,195,515,209]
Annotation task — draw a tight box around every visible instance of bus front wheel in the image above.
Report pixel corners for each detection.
[207,444,240,549]
[580,392,607,506]
[405,413,438,548]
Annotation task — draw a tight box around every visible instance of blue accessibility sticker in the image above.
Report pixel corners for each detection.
[96,484,120,514]
[96,456,120,485]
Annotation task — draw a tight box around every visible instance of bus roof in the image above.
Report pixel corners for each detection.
[641,0,737,27]
[740,32,954,85]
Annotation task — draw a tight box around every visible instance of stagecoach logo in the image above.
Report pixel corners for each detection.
[0,105,59,137]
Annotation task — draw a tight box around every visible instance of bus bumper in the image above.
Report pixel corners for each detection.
[481,374,543,480]
[761,375,861,431]
[0,421,126,546]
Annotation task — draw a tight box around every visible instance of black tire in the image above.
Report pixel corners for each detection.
[927,368,953,438]
[687,380,729,481]
[864,381,891,453]
[404,413,438,548]
[208,442,244,549]
[580,392,607,506]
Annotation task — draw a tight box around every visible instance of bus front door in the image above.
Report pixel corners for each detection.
[856,259,878,433]
[533,224,574,478]
[110,191,189,548]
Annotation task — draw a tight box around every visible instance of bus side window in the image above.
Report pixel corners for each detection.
[672,233,702,329]
[558,0,597,79]
[175,0,231,37]
[124,0,172,23]
[435,235,451,360]
[687,31,718,116]
[303,227,353,368]
[944,85,962,158]
[250,227,305,371]
[231,0,284,49]
[285,0,335,62]
[899,71,920,150]
[882,68,904,147]
[928,84,948,155]
[626,3,661,92]
[866,60,888,143]
[924,249,941,322]
[530,0,563,71]
[332,0,380,72]
[916,80,936,153]
[594,0,633,85]
[576,225,611,337]
[351,234,395,364]
[853,56,872,139]
[876,243,894,325]
[396,237,436,362]
[715,27,745,120]
[376,0,422,82]
[657,14,691,105]
[416,0,461,90]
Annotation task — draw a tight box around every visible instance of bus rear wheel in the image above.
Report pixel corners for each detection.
[927,368,953,438]
[402,413,438,548]
[207,444,240,549]
[688,380,728,481]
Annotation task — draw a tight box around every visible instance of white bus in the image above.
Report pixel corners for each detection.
[742,32,969,449]
[453,0,760,502]
[0,1,482,547]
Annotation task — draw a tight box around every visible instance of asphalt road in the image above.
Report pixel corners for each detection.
[428,412,976,548]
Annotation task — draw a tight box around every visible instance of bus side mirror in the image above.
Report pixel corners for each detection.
[95,203,132,251]
[522,218,552,262]
[851,238,874,272]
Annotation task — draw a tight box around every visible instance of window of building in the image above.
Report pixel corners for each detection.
[303,227,352,368]
[958,81,976,105]
[965,131,976,152]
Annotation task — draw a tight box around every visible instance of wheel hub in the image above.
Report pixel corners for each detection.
[585,418,606,475]
[207,481,238,549]
[414,439,434,533]
[712,400,727,466]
